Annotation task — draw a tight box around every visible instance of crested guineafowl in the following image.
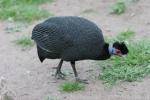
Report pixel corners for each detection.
[32,16,128,83]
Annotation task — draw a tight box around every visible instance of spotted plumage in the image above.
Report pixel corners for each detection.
[32,16,128,83]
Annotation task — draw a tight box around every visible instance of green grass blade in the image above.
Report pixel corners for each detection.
[15,36,34,47]
[59,81,85,92]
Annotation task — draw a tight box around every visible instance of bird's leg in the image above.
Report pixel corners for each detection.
[70,61,88,84]
[55,59,65,79]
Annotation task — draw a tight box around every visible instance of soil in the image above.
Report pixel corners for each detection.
[0,0,150,100]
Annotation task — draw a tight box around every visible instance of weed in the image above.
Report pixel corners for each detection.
[116,29,135,41]
[111,1,126,14]
[0,0,53,22]
[110,0,139,15]
[15,36,34,47]
[45,97,55,100]
[5,23,27,33]
[59,81,85,92]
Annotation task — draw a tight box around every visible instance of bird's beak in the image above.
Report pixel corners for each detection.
[114,49,122,57]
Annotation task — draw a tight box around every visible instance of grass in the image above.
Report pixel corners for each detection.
[0,0,53,22]
[45,97,56,100]
[111,1,126,14]
[106,29,135,42]
[110,0,139,15]
[116,29,135,41]
[5,23,28,33]
[59,81,85,92]
[98,30,150,85]
[15,36,34,47]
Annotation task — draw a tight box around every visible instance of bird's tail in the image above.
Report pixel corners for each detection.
[37,45,45,62]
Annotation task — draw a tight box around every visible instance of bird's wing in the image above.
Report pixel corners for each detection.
[32,23,73,53]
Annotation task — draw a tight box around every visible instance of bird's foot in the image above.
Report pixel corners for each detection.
[55,71,66,80]
[76,77,88,84]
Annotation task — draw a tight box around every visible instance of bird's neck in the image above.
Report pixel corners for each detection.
[108,43,116,55]
[100,43,111,59]
[101,43,116,59]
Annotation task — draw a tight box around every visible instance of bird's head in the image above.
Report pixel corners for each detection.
[109,41,129,56]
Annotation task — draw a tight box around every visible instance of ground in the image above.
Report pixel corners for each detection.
[0,0,150,100]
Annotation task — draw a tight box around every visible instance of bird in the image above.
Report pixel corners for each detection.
[32,16,128,83]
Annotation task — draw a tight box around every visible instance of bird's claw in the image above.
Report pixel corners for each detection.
[55,71,66,80]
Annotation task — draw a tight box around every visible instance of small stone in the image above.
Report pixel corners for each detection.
[85,69,93,72]
[123,87,128,90]
[132,84,137,86]
[51,81,57,83]
[106,29,111,32]
[130,13,135,17]
[26,70,31,74]
[119,90,124,92]
[63,96,67,99]
[145,22,150,25]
